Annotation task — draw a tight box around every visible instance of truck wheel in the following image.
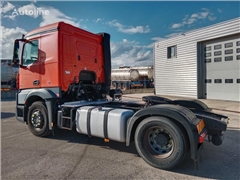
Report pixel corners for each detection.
[122,83,127,90]
[112,82,117,89]
[117,83,121,89]
[135,116,188,170]
[27,101,51,137]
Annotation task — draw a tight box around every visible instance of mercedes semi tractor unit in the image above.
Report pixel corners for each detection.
[13,22,228,170]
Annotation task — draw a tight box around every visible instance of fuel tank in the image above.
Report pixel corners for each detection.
[76,106,134,142]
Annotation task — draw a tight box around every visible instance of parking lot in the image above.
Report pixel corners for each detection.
[1,98,240,180]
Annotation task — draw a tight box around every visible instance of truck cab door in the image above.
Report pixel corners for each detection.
[19,39,41,89]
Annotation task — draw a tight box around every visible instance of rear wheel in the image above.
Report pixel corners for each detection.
[117,83,122,89]
[135,116,188,170]
[27,101,51,137]
[112,82,117,89]
[122,83,127,90]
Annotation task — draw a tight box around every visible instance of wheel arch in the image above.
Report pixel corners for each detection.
[128,114,190,148]
[18,88,59,105]
[25,89,58,100]
[126,104,199,160]
[20,89,59,130]
[25,95,44,109]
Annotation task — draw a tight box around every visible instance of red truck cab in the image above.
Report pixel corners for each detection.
[14,22,111,129]
[14,22,111,93]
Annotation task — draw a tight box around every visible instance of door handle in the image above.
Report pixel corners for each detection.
[33,80,40,86]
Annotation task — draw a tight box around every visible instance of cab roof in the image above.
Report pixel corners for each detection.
[25,22,63,38]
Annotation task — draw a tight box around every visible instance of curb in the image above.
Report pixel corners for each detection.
[211,108,240,114]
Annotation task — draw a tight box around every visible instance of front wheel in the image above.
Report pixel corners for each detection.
[135,116,188,170]
[27,101,51,137]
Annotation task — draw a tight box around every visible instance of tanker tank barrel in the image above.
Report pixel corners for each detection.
[1,63,18,83]
[111,69,140,81]
[111,66,153,81]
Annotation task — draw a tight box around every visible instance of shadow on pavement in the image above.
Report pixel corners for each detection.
[1,98,16,102]
[47,128,240,179]
[171,129,240,179]
[1,112,15,119]
[48,128,139,156]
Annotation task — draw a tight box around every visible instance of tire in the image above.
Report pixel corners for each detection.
[27,101,51,137]
[122,83,127,90]
[112,82,117,89]
[135,116,188,170]
[117,83,121,89]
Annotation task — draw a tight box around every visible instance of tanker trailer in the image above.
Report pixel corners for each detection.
[1,63,18,89]
[133,66,154,80]
[111,66,154,90]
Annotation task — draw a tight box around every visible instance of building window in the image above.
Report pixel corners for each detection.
[204,46,211,51]
[225,56,233,61]
[167,45,177,58]
[214,44,222,50]
[205,58,211,63]
[237,55,240,60]
[214,51,222,56]
[225,49,233,54]
[237,79,240,83]
[204,52,211,57]
[237,48,240,53]
[205,79,212,83]
[237,41,240,46]
[214,79,222,83]
[225,79,233,83]
[214,57,222,62]
[225,42,233,48]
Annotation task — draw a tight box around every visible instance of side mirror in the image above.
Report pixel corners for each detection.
[12,40,20,63]
[12,39,25,66]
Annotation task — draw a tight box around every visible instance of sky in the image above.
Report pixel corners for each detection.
[0,1,240,68]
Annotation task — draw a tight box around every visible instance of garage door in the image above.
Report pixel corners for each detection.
[203,34,240,101]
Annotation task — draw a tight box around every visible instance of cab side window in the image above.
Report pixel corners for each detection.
[22,40,39,66]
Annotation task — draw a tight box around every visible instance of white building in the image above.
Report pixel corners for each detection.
[154,17,240,101]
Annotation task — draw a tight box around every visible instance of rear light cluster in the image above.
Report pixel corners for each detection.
[196,119,207,143]
[199,131,207,143]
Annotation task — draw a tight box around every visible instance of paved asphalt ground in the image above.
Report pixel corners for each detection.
[1,96,240,180]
